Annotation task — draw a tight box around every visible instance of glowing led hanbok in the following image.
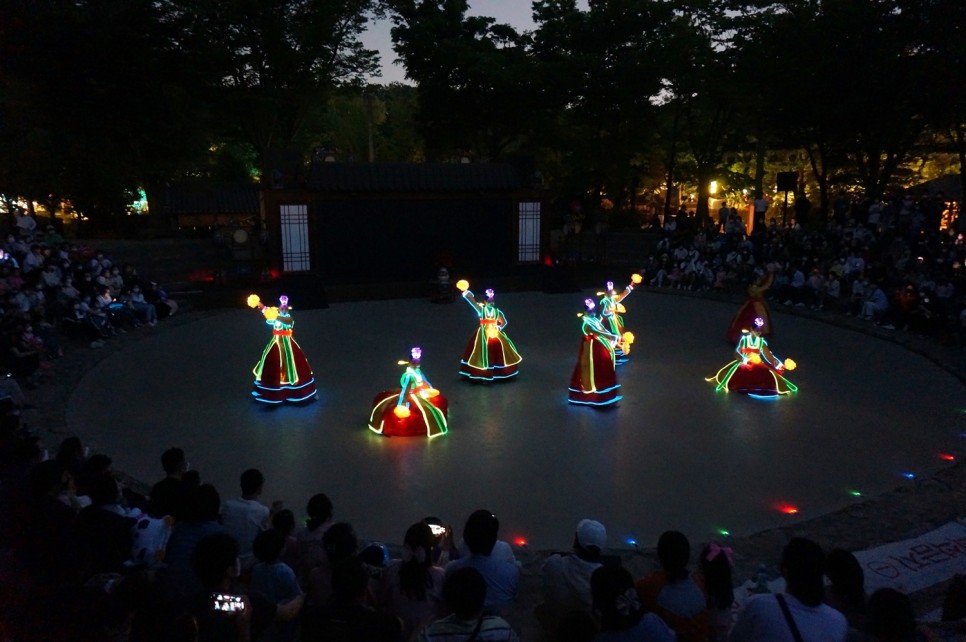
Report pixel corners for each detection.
[708,318,797,397]
[456,282,522,381]
[369,347,448,438]
[599,274,642,362]
[726,271,774,344]
[568,299,622,407]
[248,294,317,404]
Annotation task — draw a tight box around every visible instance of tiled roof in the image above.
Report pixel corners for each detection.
[307,162,522,193]
[165,183,260,214]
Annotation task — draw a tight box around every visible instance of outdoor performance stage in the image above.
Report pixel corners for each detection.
[67,292,965,550]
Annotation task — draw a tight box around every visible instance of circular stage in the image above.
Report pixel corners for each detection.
[67,291,965,550]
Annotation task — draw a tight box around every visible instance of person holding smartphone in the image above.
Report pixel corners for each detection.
[186,532,304,642]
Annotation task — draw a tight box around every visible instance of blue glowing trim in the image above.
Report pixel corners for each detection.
[251,393,284,404]
[568,383,621,394]
[459,370,519,380]
[568,394,623,406]
[253,379,316,392]
[748,393,780,400]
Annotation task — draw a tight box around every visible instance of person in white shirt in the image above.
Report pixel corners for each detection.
[221,468,279,571]
[729,538,847,642]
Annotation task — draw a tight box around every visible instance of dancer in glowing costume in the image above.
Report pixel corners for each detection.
[599,274,642,363]
[455,280,522,381]
[707,317,797,397]
[726,270,774,344]
[568,299,626,407]
[247,294,317,404]
[369,347,448,437]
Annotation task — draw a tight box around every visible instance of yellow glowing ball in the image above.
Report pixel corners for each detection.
[622,332,635,345]
[420,387,440,399]
[455,279,470,292]
[749,353,762,364]
[247,294,261,308]
[393,406,411,419]
[631,273,643,284]
[616,303,627,313]
[485,325,500,339]
[784,358,797,371]
[264,307,279,321]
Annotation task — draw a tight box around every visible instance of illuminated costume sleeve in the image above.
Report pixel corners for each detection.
[369,353,448,438]
[568,313,622,406]
[458,289,522,381]
[726,272,774,344]
[706,332,797,397]
[599,277,639,362]
[251,301,317,404]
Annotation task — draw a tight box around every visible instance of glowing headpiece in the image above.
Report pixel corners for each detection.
[584,298,596,312]
[753,317,765,328]
[485,288,495,300]
[279,295,289,308]
[606,281,614,292]
[410,346,422,363]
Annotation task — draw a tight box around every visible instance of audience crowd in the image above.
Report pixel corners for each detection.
[1,193,965,641]
[641,192,966,342]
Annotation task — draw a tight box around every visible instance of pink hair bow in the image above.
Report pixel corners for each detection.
[706,542,734,566]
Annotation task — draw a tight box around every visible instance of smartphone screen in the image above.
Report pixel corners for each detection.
[429,524,447,537]
[211,593,245,613]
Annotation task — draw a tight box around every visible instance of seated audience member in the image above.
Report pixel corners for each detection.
[145,280,178,318]
[305,521,358,607]
[251,528,303,642]
[149,447,192,520]
[540,518,608,630]
[418,567,520,642]
[378,521,447,641]
[304,558,403,642]
[187,532,303,642]
[729,537,847,642]
[221,468,275,571]
[862,588,916,642]
[157,483,225,613]
[445,509,520,611]
[636,530,709,641]
[74,472,137,578]
[591,564,675,642]
[24,459,82,583]
[296,492,334,582]
[127,284,157,325]
[272,508,300,572]
[699,542,737,641]
[824,548,867,633]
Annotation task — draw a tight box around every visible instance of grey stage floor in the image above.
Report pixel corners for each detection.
[67,291,965,551]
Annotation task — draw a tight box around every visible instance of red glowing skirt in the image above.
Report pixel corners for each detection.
[252,339,317,404]
[368,388,449,437]
[568,337,621,406]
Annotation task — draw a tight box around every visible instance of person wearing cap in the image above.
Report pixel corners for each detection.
[707,316,797,397]
[538,519,608,633]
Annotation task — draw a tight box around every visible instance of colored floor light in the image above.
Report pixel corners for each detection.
[514,537,528,547]
[717,529,731,537]
[939,453,956,461]
[626,537,638,546]
[776,503,799,515]
[849,490,862,497]
[902,472,916,479]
